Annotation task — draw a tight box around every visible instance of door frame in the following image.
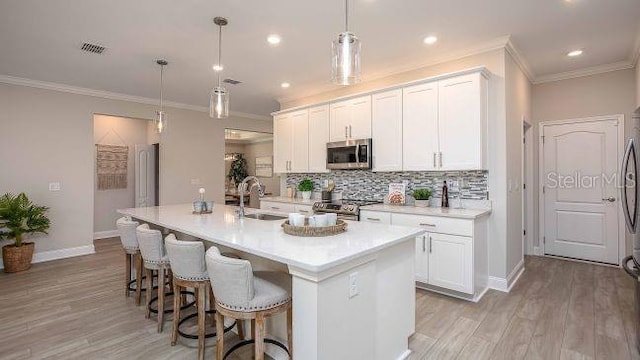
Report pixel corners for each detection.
[523,117,533,255]
[538,114,625,265]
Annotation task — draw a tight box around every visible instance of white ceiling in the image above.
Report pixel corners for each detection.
[1,0,639,117]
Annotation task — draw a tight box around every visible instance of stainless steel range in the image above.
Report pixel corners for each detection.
[312,199,382,221]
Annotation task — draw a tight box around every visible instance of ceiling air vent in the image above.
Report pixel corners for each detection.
[223,78,242,85]
[81,42,106,54]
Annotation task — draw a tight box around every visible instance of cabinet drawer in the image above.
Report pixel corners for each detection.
[391,213,472,237]
[295,205,313,215]
[360,211,391,224]
[260,201,295,213]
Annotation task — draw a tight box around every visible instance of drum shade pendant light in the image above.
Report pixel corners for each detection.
[332,0,361,85]
[154,59,168,134]
[210,17,229,119]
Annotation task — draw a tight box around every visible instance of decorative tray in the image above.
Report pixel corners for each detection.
[281,220,348,237]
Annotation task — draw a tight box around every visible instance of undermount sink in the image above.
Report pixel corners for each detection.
[244,213,287,221]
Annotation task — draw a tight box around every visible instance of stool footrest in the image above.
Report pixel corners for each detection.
[127,274,158,293]
[148,290,195,314]
[177,311,236,340]
[223,338,290,360]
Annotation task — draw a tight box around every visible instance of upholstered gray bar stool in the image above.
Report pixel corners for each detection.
[206,246,293,360]
[136,224,194,333]
[165,234,239,360]
[116,217,146,306]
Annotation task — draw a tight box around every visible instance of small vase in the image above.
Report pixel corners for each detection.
[414,199,430,208]
[301,191,312,201]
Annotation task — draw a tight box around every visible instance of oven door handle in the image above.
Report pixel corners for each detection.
[355,144,360,164]
[622,255,640,278]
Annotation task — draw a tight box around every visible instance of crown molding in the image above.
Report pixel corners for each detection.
[0,74,271,121]
[504,38,536,82]
[532,60,635,84]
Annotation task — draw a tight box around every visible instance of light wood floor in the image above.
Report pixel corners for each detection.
[0,239,637,360]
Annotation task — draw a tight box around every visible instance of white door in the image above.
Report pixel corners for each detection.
[134,144,155,208]
[402,82,439,171]
[348,95,372,140]
[542,118,621,264]
[372,89,403,171]
[290,110,309,173]
[438,73,485,170]
[308,105,330,173]
[415,234,428,283]
[428,233,473,294]
[273,113,292,173]
[329,100,351,142]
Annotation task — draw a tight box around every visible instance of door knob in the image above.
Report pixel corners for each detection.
[602,197,616,202]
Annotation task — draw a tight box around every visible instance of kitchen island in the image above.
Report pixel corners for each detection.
[118,204,424,360]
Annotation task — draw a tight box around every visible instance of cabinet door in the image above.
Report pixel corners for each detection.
[294,204,313,215]
[329,100,351,142]
[372,90,403,171]
[290,109,309,172]
[428,233,473,294]
[438,73,486,170]
[348,95,372,139]
[260,201,296,213]
[402,82,439,171]
[308,105,330,173]
[273,113,293,173]
[415,234,429,283]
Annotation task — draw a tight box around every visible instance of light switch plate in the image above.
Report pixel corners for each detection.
[49,182,61,191]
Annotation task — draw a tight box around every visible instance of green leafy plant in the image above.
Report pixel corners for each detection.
[0,193,51,247]
[412,188,432,200]
[297,179,314,192]
[227,153,248,186]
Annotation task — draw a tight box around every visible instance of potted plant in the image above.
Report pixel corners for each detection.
[412,188,433,207]
[298,179,314,200]
[227,153,248,188]
[0,193,51,273]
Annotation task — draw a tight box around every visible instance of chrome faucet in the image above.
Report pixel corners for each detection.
[237,176,265,218]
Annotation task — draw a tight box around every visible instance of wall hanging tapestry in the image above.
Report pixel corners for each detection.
[96,144,128,190]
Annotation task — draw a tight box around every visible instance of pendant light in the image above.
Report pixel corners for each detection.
[332,0,361,85]
[210,17,229,119]
[154,59,168,134]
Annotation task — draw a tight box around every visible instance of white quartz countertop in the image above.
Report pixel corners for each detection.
[260,196,317,205]
[360,204,491,219]
[117,204,424,273]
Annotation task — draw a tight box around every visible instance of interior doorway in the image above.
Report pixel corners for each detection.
[224,129,278,207]
[539,115,624,265]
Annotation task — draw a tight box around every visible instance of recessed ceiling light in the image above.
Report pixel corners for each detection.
[281,82,290,88]
[267,34,281,45]
[423,35,438,45]
[212,64,223,71]
[567,49,583,57]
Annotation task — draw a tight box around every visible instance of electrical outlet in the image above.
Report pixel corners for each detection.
[349,272,359,298]
[48,182,61,191]
[190,178,201,185]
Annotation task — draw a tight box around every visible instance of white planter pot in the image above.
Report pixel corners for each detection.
[301,191,312,200]
[414,199,430,208]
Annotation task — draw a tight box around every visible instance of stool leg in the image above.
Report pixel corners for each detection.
[171,280,180,346]
[157,268,166,333]
[134,253,143,306]
[237,318,245,341]
[167,268,174,292]
[251,320,255,339]
[287,306,293,359]
[209,286,215,326]
[197,283,206,360]
[215,310,225,360]
[145,268,153,319]
[124,253,132,297]
[255,314,265,360]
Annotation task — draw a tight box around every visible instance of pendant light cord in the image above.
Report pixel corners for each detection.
[217,23,223,87]
[159,64,164,111]
[345,0,349,32]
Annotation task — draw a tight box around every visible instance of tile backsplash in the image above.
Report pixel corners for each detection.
[286,170,488,201]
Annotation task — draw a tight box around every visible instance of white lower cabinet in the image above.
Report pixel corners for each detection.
[259,201,296,213]
[427,233,473,293]
[415,234,429,283]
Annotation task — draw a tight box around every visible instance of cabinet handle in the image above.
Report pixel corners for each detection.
[367,217,381,221]
[345,126,348,139]
[422,236,426,252]
[349,125,352,138]
[429,236,432,253]
[271,206,281,210]
[439,152,443,168]
[433,153,436,168]
[419,223,436,227]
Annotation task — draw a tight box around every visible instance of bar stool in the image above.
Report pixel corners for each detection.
[136,224,194,333]
[205,246,293,360]
[116,217,146,306]
[165,234,239,360]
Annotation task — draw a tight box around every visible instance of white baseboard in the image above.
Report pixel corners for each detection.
[533,246,543,256]
[487,259,525,292]
[0,244,95,269]
[396,349,412,360]
[94,230,119,240]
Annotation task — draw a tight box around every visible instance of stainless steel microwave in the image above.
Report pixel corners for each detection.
[326,138,372,170]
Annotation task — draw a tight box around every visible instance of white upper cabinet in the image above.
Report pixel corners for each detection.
[402,82,439,171]
[329,95,372,141]
[372,89,403,172]
[438,73,487,170]
[274,112,292,173]
[290,109,309,172]
[308,105,330,173]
